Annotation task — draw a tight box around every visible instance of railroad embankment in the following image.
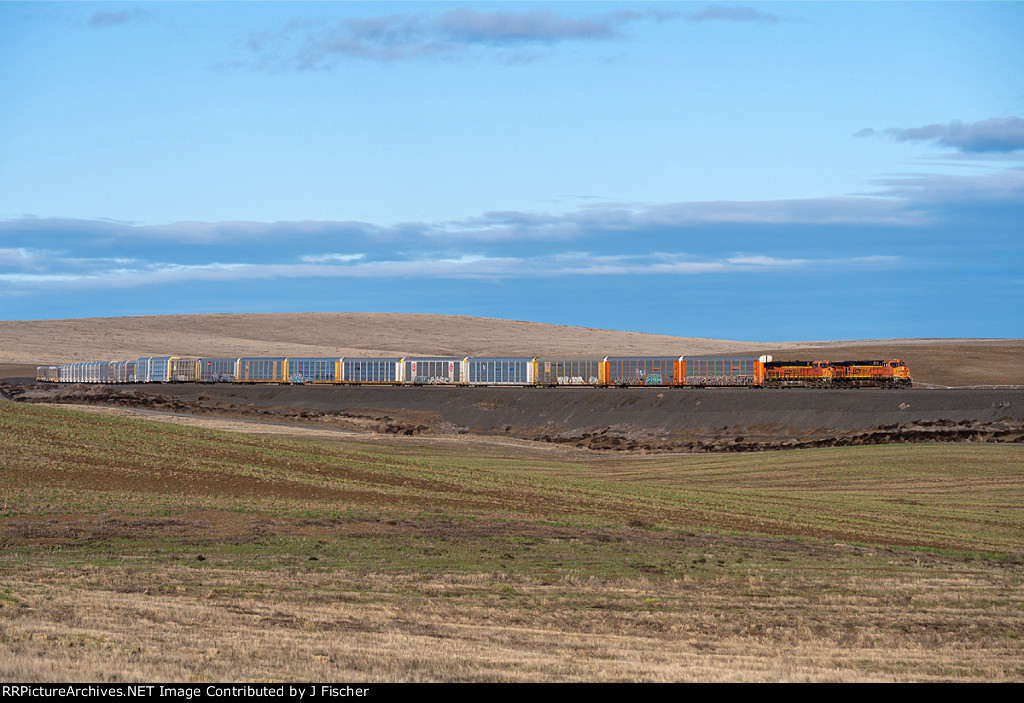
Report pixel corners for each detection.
[4,381,1021,453]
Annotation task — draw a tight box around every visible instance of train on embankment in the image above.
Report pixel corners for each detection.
[36,355,913,389]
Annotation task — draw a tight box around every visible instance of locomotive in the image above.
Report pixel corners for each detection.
[762,360,912,388]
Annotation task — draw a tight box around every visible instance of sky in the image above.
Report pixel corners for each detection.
[1,1,1022,341]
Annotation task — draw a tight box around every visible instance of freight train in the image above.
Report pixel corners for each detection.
[36,355,913,388]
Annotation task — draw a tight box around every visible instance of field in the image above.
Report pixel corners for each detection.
[2,312,1022,386]
[1,314,1022,681]
[2,400,1023,682]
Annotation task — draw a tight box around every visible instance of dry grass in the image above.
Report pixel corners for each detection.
[2,400,1023,681]
[2,313,1020,386]
[0,312,766,364]
[1,558,1021,682]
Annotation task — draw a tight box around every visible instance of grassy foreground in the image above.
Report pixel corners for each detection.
[1,401,1023,682]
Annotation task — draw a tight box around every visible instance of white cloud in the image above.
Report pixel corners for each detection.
[725,255,809,266]
[0,251,902,290]
[299,253,366,263]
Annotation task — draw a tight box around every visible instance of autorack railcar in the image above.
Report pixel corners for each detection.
[341,357,402,384]
[287,357,340,384]
[466,357,536,386]
[683,355,767,387]
[534,357,604,386]
[236,357,288,384]
[198,358,237,383]
[400,357,465,385]
[605,356,683,387]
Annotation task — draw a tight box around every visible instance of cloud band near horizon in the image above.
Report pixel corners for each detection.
[856,117,1024,154]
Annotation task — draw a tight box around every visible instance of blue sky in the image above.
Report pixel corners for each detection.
[1,2,1022,341]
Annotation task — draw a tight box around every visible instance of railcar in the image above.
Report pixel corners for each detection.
[36,366,59,382]
[65,361,110,384]
[683,355,769,387]
[287,357,340,384]
[341,357,402,384]
[169,358,200,383]
[82,362,95,383]
[605,356,683,387]
[198,358,238,383]
[111,360,131,384]
[534,357,605,386]
[466,357,536,386]
[133,358,151,383]
[135,357,179,383]
[399,357,465,385]
[236,357,288,383]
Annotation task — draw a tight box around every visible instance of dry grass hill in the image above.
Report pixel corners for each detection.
[1,312,1021,386]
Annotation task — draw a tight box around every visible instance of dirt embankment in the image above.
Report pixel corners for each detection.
[4,381,1021,454]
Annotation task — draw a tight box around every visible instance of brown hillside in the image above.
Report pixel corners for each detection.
[1,313,1020,386]
[0,313,763,363]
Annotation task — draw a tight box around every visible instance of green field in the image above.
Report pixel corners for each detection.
[3,401,1021,552]
[1,401,1022,682]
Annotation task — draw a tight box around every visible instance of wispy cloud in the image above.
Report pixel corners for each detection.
[243,8,676,68]
[6,165,1021,253]
[0,248,55,271]
[870,167,1024,206]
[0,194,925,253]
[857,117,1024,154]
[87,9,150,29]
[427,193,932,243]
[0,250,895,290]
[299,253,366,264]
[687,5,783,24]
